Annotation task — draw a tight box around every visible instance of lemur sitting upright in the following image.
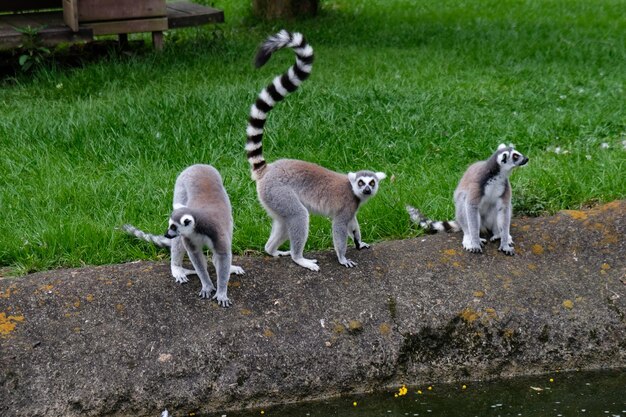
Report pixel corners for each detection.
[122,164,244,307]
[407,144,528,255]
[246,30,386,271]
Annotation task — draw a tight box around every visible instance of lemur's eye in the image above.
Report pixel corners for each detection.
[369,180,375,187]
[513,154,519,161]
[358,180,365,187]
[170,224,177,231]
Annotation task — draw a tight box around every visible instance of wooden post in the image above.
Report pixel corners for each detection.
[152,31,164,50]
[118,33,128,48]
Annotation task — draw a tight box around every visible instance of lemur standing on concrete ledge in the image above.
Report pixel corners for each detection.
[407,144,528,255]
[246,30,386,271]
[122,164,244,307]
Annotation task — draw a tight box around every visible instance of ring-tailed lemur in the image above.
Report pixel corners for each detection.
[246,30,386,271]
[122,164,244,307]
[407,144,528,255]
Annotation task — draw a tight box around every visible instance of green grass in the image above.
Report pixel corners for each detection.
[0,0,624,275]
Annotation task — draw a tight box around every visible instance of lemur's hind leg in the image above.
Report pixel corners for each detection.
[211,252,245,275]
[170,236,194,283]
[456,193,483,253]
[264,218,290,257]
[285,202,319,272]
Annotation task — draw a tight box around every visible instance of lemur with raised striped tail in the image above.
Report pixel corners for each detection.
[122,164,244,307]
[407,144,528,255]
[246,30,386,271]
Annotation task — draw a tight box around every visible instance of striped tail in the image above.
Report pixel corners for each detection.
[406,205,461,233]
[121,224,172,248]
[246,30,314,180]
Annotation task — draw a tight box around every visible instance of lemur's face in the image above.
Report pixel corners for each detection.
[496,144,529,172]
[348,171,386,200]
[165,214,195,239]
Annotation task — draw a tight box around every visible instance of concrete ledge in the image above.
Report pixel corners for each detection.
[1,201,625,416]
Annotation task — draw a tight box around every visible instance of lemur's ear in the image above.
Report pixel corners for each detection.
[498,143,507,150]
[375,172,387,181]
[348,172,356,182]
[181,214,194,227]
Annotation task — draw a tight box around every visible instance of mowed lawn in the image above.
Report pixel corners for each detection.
[0,0,624,274]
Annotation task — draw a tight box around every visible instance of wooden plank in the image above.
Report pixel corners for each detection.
[0,8,90,51]
[39,26,92,46]
[0,0,61,13]
[78,0,166,22]
[166,2,224,29]
[84,17,168,35]
[0,14,49,30]
[62,0,78,31]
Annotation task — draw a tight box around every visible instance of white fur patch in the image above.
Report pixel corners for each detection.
[275,30,291,45]
[250,104,266,120]
[246,125,263,137]
[295,44,313,58]
[173,203,186,210]
[287,67,302,86]
[273,76,288,97]
[289,32,303,48]
[258,89,275,107]
[296,60,313,74]
[245,141,262,152]
[248,155,265,164]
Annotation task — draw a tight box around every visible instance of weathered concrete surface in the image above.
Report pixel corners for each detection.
[1,201,625,416]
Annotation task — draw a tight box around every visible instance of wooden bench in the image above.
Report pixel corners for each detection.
[0,0,224,50]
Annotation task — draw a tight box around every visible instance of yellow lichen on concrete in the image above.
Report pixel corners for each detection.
[239,308,252,316]
[348,320,363,332]
[485,308,498,319]
[86,294,95,302]
[443,249,458,256]
[263,328,275,338]
[562,210,588,221]
[37,284,54,293]
[473,291,485,298]
[531,244,544,255]
[601,263,611,271]
[0,312,25,336]
[562,300,574,309]
[0,285,17,299]
[459,308,480,323]
[333,323,345,334]
[379,323,391,335]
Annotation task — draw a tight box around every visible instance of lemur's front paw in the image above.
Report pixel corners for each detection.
[171,266,193,283]
[199,287,216,299]
[294,257,320,271]
[463,242,483,253]
[480,238,487,246]
[230,265,245,275]
[213,293,232,308]
[499,245,515,256]
[339,258,357,268]
[356,241,370,250]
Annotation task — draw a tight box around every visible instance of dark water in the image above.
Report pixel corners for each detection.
[205,370,625,417]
